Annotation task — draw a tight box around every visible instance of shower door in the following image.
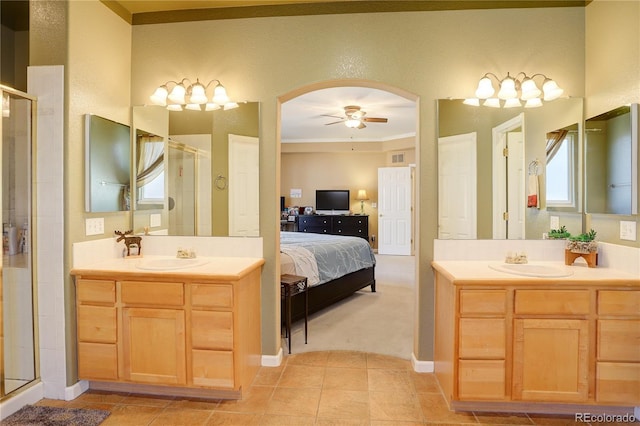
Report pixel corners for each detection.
[0,86,38,399]
[168,141,197,236]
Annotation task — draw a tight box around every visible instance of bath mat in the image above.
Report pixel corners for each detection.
[2,404,110,425]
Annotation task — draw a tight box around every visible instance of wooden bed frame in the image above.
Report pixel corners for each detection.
[286,266,376,322]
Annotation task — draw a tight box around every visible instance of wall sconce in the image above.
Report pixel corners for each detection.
[464,72,564,108]
[149,78,239,111]
[356,189,369,215]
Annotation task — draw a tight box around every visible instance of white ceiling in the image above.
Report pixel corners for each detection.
[281,86,417,143]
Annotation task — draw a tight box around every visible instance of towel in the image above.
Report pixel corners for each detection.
[527,174,539,208]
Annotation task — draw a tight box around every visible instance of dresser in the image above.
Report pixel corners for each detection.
[296,215,369,240]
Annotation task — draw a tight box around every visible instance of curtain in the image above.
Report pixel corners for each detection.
[136,135,164,187]
[546,129,568,163]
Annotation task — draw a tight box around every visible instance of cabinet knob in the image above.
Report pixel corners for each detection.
[338,230,342,233]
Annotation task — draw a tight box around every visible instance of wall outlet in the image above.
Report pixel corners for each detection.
[549,216,560,230]
[85,217,104,236]
[150,213,161,228]
[619,220,637,241]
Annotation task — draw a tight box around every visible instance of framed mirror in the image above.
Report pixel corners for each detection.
[437,98,584,239]
[84,114,131,212]
[585,104,638,215]
[131,102,260,236]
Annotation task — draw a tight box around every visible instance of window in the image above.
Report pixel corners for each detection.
[546,133,575,207]
[138,171,164,204]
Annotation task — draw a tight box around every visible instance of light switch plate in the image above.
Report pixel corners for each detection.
[620,220,637,241]
[85,217,104,236]
[549,216,560,230]
[290,188,302,198]
[150,213,161,228]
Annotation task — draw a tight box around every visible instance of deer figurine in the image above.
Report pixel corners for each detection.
[115,230,142,257]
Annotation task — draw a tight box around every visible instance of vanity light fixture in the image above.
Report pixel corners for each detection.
[464,72,564,108]
[149,78,239,111]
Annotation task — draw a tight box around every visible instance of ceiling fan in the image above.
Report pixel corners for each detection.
[324,105,388,129]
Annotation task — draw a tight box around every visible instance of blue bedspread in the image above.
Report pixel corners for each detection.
[281,231,376,285]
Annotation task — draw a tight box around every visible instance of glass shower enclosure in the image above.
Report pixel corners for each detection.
[0,85,38,399]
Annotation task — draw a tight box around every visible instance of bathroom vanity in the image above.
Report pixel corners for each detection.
[432,261,639,414]
[71,256,264,399]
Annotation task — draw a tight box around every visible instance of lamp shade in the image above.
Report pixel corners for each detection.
[463,98,480,106]
[497,76,517,99]
[212,83,230,104]
[524,98,543,108]
[356,189,369,201]
[483,98,501,108]
[167,83,186,104]
[345,118,361,128]
[189,82,208,104]
[475,76,495,99]
[542,79,564,101]
[503,98,522,108]
[150,86,168,106]
[520,78,541,100]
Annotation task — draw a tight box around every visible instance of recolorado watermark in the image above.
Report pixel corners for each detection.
[575,412,636,423]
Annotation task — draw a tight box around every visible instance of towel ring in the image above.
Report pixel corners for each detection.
[214,174,227,190]
[528,159,540,176]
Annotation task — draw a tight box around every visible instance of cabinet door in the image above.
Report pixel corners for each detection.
[122,308,186,385]
[513,319,589,402]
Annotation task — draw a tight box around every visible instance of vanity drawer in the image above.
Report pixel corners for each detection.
[515,290,590,315]
[121,281,184,307]
[596,362,640,404]
[77,305,117,343]
[77,279,115,304]
[460,290,506,315]
[191,284,233,309]
[598,291,640,316]
[458,318,505,359]
[192,349,234,388]
[597,319,640,362]
[191,310,233,350]
[458,360,506,400]
[78,342,118,380]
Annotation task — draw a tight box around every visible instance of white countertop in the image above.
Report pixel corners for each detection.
[432,260,640,286]
[71,255,265,281]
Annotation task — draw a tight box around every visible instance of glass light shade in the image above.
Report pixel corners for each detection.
[483,98,501,108]
[189,83,208,104]
[149,86,168,106]
[205,103,221,111]
[345,118,361,128]
[504,98,522,108]
[475,77,495,99]
[356,189,369,201]
[212,83,230,104]
[542,79,564,101]
[497,77,517,99]
[463,98,480,106]
[524,98,543,108]
[185,103,202,111]
[223,102,239,110]
[166,104,183,111]
[167,84,186,104]
[520,78,542,100]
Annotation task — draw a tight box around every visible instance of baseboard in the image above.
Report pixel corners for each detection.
[261,348,283,367]
[0,382,44,420]
[65,380,89,400]
[411,353,434,373]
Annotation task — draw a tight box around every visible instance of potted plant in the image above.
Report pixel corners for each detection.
[548,225,571,240]
[566,229,598,254]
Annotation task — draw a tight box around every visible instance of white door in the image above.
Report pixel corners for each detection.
[492,113,525,239]
[437,133,477,239]
[378,166,412,255]
[228,134,259,236]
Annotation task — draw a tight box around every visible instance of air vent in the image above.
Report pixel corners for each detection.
[391,152,405,164]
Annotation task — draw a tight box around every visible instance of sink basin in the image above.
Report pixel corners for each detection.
[136,258,210,271]
[488,263,574,278]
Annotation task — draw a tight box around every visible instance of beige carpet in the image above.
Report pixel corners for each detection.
[285,255,415,359]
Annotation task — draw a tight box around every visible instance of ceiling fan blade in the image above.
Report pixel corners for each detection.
[321,114,345,119]
[325,120,344,125]
[363,117,388,123]
[358,122,366,129]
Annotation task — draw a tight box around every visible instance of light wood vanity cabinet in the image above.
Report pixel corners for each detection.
[73,262,262,399]
[433,265,640,413]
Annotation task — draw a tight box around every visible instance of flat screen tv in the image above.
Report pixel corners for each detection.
[315,190,350,215]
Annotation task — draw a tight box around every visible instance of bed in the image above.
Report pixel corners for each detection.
[280,231,376,321]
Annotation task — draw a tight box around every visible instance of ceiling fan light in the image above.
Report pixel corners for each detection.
[463,98,480,106]
[212,83,230,104]
[475,77,495,99]
[483,98,501,108]
[542,79,564,101]
[345,118,361,128]
[524,98,543,108]
[520,78,541,100]
[504,98,522,108]
[150,85,168,106]
[167,84,186,104]
[497,76,517,100]
[189,82,208,104]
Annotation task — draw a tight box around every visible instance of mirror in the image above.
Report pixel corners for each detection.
[131,102,260,236]
[437,98,584,239]
[585,104,638,215]
[84,114,131,212]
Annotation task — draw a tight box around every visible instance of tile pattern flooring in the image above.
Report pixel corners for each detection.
[32,350,606,426]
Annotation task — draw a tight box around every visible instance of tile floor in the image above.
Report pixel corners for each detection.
[31,350,608,426]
